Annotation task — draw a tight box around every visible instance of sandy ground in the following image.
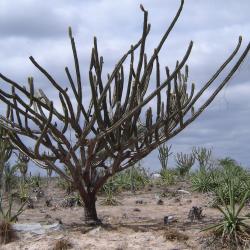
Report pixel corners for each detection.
[0,180,243,250]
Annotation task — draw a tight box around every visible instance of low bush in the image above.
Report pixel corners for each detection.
[0,194,26,244]
[203,180,250,248]
[101,163,150,194]
[159,169,176,185]
[191,157,250,204]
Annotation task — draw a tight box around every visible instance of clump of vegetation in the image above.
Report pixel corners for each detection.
[61,193,83,208]
[191,155,250,205]
[101,178,121,206]
[164,228,189,242]
[0,195,26,244]
[26,173,42,189]
[0,220,16,244]
[3,163,18,193]
[52,238,72,250]
[15,153,29,182]
[0,195,26,223]
[203,181,250,248]
[18,181,30,203]
[101,163,150,194]
[0,127,13,193]
[191,169,218,193]
[175,152,195,177]
[158,144,172,171]
[192,147,212,171]
[57,166,75,194]
[159,169,176,185]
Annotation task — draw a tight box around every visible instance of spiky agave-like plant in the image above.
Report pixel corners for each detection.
[0,0,249,223]
[203,181,250,247]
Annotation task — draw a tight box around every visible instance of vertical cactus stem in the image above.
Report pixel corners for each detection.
[161,102,165,119]
[185,65,189,82]
[174,61,184,127]
[6,104,11,119]
[10,108,14,124]
[156,54,161,120]
[11,86,23,128]
[135,2,148,99]
[93,36,99,64]
[28,77,34,107]
[100,56,104,72]
[68,26,73,39]
[68,25,84,124]
[59,92,69,134]
[165,66,171,131]
[34,101,53,158]
[89,70,105,130]
[191,106,195,116]
[143,53,147,71]
[24,108,30,132]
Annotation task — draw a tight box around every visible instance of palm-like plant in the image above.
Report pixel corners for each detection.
[203,180,250,246]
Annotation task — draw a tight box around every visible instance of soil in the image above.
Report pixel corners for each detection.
[0,179,247,250]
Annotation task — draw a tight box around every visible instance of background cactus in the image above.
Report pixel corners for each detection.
[158,144,172,171]
[175,152,195,177]
[14,153,29,182]
[0,127,13,191]
[192,147,212,171]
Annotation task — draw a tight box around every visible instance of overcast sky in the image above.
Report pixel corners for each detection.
[0,0,249,172]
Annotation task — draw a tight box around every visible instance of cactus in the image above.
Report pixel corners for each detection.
[158,144,172,170]
[0,127,13,191]
[175,152,195,177]
[0,0,249,223]
[3,163,17,193]
[192,147,212,171]
[14,152,29,182]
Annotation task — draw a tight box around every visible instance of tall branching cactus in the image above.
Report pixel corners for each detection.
[175,152,195,177]
[3,163,17,193]
[15,153,29,181]
[0,0,249,223]
[158,144,172,170]
[0,127,13,190]
[192,147,212,171]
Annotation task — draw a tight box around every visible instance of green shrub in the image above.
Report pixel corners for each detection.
[101,163,150,193]
[191,157,250,205]
[160,169,176,185]
[26,174,42,188]
[203,181,250,247]
[191,169,218,193]
[101,178,120,206]
[0,194,26,223]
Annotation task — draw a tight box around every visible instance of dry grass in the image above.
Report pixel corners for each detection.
[52,238,72,250]
[164,228,189,242]
[0,220,16,244]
